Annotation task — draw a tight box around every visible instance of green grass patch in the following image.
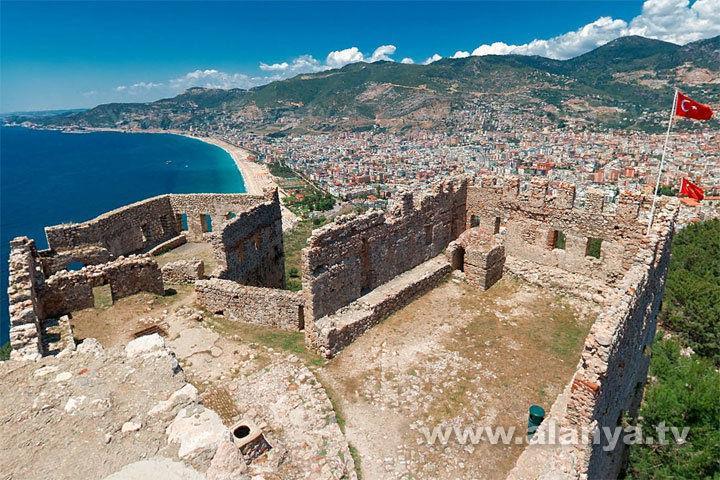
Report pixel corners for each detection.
[0,342,10,361]
[283,218,327,291]
[204,314,325,367]
[349,444,363,479]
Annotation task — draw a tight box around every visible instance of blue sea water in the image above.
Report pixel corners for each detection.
[0,126,246,344]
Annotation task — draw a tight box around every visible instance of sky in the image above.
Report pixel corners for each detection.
[1,0,719,112]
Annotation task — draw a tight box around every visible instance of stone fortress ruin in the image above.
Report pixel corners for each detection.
[5,174,678,479]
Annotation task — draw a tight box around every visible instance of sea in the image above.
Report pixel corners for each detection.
[0,126,246,344]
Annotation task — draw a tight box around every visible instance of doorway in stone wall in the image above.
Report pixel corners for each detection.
[451,246,465,271]
[92,284,113,308]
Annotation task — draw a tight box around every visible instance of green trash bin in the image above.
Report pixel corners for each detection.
[527,404,545,437]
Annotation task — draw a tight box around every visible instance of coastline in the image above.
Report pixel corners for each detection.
[4,124,273,197]
[176,134,270,196]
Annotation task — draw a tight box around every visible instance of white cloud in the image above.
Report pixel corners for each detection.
[326,47,366,68]
[260,54,323,74]
[423,53,443,65]
[401,57,415,64]
[169,69,259,90]
[369,44,397,62]
[115,82,164,94]
[452,51,471,59]
[470,0,720,60]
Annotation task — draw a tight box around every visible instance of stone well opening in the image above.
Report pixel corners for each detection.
[233,425,251,439]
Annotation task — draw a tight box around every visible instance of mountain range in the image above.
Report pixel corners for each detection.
[15,35,720,133]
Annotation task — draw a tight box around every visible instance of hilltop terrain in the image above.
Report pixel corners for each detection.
[18,35,720,134]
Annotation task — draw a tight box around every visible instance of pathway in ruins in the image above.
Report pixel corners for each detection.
[317,275,597,480]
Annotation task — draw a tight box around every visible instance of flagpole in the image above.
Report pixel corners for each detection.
[647,88,678,235]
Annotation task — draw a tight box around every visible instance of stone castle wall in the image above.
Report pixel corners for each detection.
[209,192,285,287]
[7,238,44,360]
[506,199,678,480]
[39,255,164,318]
[41,192,271,274]
[302,178,467,323]
[45,195,179,259]
[196,278,304,331]
[467,176,650,298]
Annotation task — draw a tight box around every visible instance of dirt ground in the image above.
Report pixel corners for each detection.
[318,274,596,480]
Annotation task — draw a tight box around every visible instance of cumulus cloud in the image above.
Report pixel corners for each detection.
[369,44,397,62]
[470,0,720,60]
[258,44,402,79]
[401,57,415,64]
[259,55,323,74]
[168,69,259,90]
[326,47,366,68]
[423,53,443,65]
[452,51,471,59]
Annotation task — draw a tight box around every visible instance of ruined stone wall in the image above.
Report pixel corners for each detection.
[208,193,285,288]
[161,260,204,285]
[302,178,467,322]
[7,237,44,360]
[169,192,269,242]
[40,255,164,319]
[37,245,112,277]
[467,176,649,295]
[42,192,271,267]
[196,278,304,331]
[45,195,179,258]
[506,200,678,480]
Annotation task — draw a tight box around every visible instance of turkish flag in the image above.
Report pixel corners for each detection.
[680,178,704,201]
[675,92,713,120]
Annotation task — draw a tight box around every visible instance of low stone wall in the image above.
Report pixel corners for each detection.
[195,278,304,331]
[7,237,44,360]
[40,255,164,318]
[506,200,678,480]
[162,260,204,285]
[148,234,187,256]
[307,256,452,358]
[37,245,112,277]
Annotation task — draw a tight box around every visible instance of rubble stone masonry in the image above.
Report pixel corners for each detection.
[506,197,679,480]
[196,278,304,331]
[39,255,164,318]
[7,237,44,360]
[302,178,467,323]
[208,191,285,287]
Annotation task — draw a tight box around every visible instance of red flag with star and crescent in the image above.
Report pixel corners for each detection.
[675,92,714,120]
[680,178,704,202]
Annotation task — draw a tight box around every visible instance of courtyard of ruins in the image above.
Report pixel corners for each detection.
[3,175,679,479]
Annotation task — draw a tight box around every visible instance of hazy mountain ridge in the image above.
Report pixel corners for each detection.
[19,35,720,133]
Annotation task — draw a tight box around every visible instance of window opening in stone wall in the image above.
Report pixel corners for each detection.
[586,237,602,258]
[494,217,501,234]
[549,230,566,250]
[424,224,433,245]
[201,214,213,233]
[226,211,237,220]
[470,215,480,228]
[92,284,113,309]
[140,223,152,243]
[66,260,85,271]
[180,213,189,231]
